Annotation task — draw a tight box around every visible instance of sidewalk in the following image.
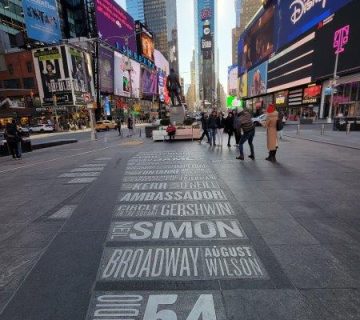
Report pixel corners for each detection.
[285,128,360,149]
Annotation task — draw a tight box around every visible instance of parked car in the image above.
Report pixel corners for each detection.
[18,126,30,137]
[252,114,267,126]
[29,124,55,133]
[95,120,118,131]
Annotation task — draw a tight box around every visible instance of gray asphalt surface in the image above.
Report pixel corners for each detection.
[0,129,359,319]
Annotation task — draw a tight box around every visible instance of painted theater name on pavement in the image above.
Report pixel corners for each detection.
[108,219,246,241]
[99,246,267,280]
[121,181,220,191]
[122,175,217,182]
[87,292,227,320]
[126,163,208,170]
[114,202,235,217]
[124,169,211,176]
[118,190,227,202]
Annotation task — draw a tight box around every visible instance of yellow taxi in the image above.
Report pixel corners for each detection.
[95,120,118,132]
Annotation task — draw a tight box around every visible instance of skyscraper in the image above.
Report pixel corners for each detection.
[235,0,242,28]
[126,0,145,23]
[194,0,218,108]
[126,0,179,72]
[239,0,262,33]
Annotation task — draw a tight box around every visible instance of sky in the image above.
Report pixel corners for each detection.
[116,0,235,90]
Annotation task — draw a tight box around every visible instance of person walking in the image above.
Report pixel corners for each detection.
[224,111,235,147]
[166,68,182,106]
[199,113,210,144]
[234,111,242,146]
[208,110,218,146]
[216,112,225,146]
[5,120,21,159]
[127,116,134,137]
[263,104,279,162]
[277,110,286,140]
[116,117,122,136]
[235,107,256,160]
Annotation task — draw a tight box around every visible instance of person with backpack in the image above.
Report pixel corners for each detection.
[263,104,279,162]
[235,107,256,160]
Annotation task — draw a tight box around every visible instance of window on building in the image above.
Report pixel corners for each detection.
[26,62,33,73]
[7,64,14,74]
[23,77,35,89]
[4,79,21,89]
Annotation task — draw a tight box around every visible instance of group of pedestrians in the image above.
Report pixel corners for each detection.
[199,104,282,162]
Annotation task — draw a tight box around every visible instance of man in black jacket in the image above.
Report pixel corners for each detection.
[5,120,21,159]
[224,112,235,147]
[235,107,256,160]
[208,110,218,146]
[199,113,210,144]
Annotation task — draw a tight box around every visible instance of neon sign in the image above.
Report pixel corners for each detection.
[333,25,350,54]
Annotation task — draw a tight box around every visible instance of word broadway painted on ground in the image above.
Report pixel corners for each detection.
[114,202,235,217]
[118,190,227,202]
[108,219,247,241]
[99,245,267,281]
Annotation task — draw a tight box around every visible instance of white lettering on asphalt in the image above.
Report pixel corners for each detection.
[109,219,246,241]
[114,202,234,217]
[118,191,227,202]
[121,181,220,190]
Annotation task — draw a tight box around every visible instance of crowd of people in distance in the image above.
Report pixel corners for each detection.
[198,104,285,162]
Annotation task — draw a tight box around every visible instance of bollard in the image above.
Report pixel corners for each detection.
[321,124,325,135]
[296,124,300,135]
[139,128,142,137]
[346,123,351,135]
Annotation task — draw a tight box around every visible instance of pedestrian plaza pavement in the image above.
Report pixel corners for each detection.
[0,130,359,319]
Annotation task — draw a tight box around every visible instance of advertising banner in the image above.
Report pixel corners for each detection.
[95,0,137,53]
[141,68,158,97]
[302,85,321,104]
[32,46,74,106]
[239,4,275,72]
[154,49,169,74]
[312,1,360,80]
[239,72,248,98]
[247,61,268,97]
[197,0,215,57]
[99,46,114,94]
[227,65,238,96]
[68,47,94,105]
[277,0,352,50]
[22,0,61,43]
[114,52,140,98]
[275,90,288,107]
[135,21,155,62]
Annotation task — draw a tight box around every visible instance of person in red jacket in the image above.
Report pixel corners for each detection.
[166,123,176,142]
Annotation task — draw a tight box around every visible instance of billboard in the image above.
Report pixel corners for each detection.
[197,0,215,57]
[247,61,268,97]
[239,4,275,72]
[154,49,169,74]
[22,0,61,43]
[33,46,74,106]
[99,46,114,94]
[135,21,155,62]
[239,72,248,98]
[114,52,140,98]
[68,48,94,105]
[312,1,360,80]
[141,68,158,97]
[227,65,238,96]
[302,84,322,104]
[277,0,352,50]
[95,0,137,53]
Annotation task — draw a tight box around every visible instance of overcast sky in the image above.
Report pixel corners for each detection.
[116,0,235,90]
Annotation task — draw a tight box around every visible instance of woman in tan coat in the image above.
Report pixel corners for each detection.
[263,104,279,162]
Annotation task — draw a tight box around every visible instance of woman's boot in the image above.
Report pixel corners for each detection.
[265,151,271,161]
[270,150,277,162]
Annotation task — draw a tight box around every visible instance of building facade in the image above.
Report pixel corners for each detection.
[126,0,179,72]
[126,0,145,23]
[194,0,218,109]
[235,0,241,28]
[239,0,261,34]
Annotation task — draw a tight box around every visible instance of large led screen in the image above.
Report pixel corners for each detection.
[228,65,238,96]
[312,0,360,80]
[22,0,61,43]
[135,21,155,62]
[238,4,275,73]
[99,46,114,94]
[114,52,140,98]
[277,0,352,50]
[141,68,158,96]
[95,0,137,53]
[247,61,268,97]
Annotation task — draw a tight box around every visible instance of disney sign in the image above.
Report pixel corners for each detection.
[290,0,327,24]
